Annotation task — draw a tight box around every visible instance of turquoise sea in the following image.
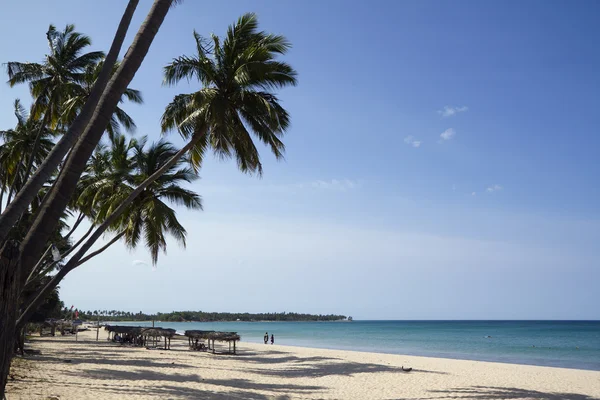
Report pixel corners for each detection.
[116,320,600,371]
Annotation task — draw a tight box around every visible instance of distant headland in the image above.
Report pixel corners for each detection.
[72,309,350,322]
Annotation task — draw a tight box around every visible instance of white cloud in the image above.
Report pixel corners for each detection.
[274,179,361,192]
[404,136,422,148]
[308,179,360,191]
[439,128,456,142]
[132,259,156,271]
[438,105,469,117]
[486,184,503,193]
[471,192,476,196]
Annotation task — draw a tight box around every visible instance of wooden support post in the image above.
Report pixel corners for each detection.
[233,341,236,355]
[96,314,100,342]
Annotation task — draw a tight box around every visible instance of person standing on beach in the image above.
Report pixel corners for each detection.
[264,332,268,344]
[271,334,274,345]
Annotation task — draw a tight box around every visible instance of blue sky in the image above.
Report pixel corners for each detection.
[1,1,598,319]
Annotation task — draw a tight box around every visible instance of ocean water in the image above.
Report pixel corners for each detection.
[115,320,600,371]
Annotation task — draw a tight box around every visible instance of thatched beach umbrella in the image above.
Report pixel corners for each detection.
[184,330,241,354]
[141,327,176,349]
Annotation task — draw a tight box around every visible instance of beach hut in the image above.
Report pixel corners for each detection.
[105,325,142,339]
[104,325,176,349]
[40,320,57,336]
[184,330,241,354]
[104,325,144,345]
[141,327,176,350]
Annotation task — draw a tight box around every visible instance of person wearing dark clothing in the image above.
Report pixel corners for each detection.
[264,332,268,344]
[271,334,274,345]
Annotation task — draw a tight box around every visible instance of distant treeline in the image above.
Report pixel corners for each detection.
[71,309,348,322]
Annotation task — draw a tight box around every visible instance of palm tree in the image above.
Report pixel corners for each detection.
[0,0,142,246]
[0,100,56,207]
[6,24,104,127]
[7,1,175,362]
[161,12,298,174]
[5,24,104,183]
[13,0,174,279]
[0,3,173,396]
[79,135,202,264]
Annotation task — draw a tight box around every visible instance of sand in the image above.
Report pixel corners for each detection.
[6,329,600,399]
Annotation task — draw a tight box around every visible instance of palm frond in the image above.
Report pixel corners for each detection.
[5,62,46,87]
[158,185,202,210]
[161,93,194,134]
[122,88,143,104]
[69,51,105,72]
[13,99,29,126]
[113,106,136,133]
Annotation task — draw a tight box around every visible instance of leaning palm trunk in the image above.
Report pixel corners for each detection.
[0,1,148,397]
[0,0,139,245]
[17,135,201,329]
[19,0,172,289]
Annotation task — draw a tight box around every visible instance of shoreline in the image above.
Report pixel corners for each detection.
[238,341,600,372]
[6,330,600,399]
[90,320,600,371]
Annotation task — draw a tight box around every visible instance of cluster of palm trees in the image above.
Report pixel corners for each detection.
[76,310,141,319]
[0,1,296,395]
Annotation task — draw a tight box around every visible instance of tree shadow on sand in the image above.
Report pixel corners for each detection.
[227,355,337,365]
[50,368,323,399]
[33,353,196,369]
[201,378,324,393]
[14,378,295,400]
[247,360,445,378]
[63,368,201,383]
[143,386,295,400]
[413,386,600,400]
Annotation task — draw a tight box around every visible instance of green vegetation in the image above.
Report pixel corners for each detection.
[75,310,347,322]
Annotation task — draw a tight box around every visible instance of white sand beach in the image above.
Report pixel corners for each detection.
[6,330,600,399]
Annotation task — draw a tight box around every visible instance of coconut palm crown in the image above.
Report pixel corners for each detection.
[161,12,298,175]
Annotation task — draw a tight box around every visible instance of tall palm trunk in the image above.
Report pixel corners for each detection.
[19,0,173,289]
[0,0,139,245]
[17,134,201,330]
[0,2,141,397]
[0,241,20,398]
